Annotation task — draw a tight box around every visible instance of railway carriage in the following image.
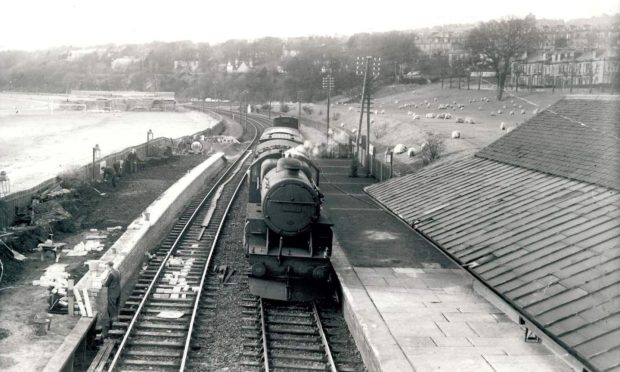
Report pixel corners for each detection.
[245,116,334,301]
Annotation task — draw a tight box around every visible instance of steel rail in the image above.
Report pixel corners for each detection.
[259,298,270,372]
[107,111,261,372]
[179,151,252,371]
[312,301,338,372]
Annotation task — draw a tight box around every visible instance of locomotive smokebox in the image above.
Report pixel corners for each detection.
[261,157,319,236]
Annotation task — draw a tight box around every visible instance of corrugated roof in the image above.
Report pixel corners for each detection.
[476,96,620,191]
[366,96,620,372]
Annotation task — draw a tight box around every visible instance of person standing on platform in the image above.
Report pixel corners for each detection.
[103,261,121,337]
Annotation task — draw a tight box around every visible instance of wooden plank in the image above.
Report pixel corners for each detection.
[87,339,116,372]
[83,288,93,317]
[67,279,74,316]
[74,288,87,317]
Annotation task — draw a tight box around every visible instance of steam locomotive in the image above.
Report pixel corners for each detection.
[245,116,334,301]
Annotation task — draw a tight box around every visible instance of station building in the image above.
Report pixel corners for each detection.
[366,95,620,372]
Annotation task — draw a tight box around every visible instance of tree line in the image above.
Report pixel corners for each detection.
[2,15,614,102]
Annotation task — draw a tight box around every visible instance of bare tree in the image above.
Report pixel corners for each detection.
[466,15,540,101]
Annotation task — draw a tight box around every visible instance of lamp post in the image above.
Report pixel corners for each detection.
[146,129,154,156]
[0,171,10,197]
[297,90,303,121]
[92,144,101,180]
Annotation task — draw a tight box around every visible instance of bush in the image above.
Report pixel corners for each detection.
[332,112,340,121]
[302,105,313,115]
[420,132,445,165]
[280,104,290,113]
[350,157,358,177]
[373,122,388,139]
[261,103,271,110]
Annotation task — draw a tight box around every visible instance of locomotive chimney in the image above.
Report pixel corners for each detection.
[277,157,302,175]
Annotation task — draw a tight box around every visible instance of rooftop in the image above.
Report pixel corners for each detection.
[366,95,620,372]
[476,96,620,191]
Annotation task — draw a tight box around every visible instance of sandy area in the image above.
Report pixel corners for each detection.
[0,93,219,193]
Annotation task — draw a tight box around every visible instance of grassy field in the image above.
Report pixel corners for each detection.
[298,82,566,172]
[0,93,218,192]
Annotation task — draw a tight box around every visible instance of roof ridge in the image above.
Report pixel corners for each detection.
[564,94,620,101]
[544,107,620,141]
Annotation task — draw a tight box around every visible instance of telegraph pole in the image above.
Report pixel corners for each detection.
[322,74,334,142]
[355,57,370,162]
[355,56,381,176]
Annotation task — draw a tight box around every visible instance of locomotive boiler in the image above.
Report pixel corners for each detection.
[245,116,333,301]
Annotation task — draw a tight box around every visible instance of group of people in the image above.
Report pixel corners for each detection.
[101,149,140,188]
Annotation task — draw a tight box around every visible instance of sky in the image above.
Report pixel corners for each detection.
[1,0,618,51]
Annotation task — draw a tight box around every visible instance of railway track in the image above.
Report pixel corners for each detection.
[241,298,360,372]
[89,109,365,371]
[91,112,268,372]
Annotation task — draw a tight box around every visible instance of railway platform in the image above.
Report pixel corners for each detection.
[318,158,575,372]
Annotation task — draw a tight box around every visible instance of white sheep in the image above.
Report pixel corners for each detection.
[502,105,507,109]
[497,110,503,114]
[510,111,515,115]
[413,114,421,120]
[500,122,506,130]
[374,110,379,115]
[393,144,407,154]
[451,130,461,139]
[521,109,526,114]
[340,122,345,127]
[348,107,353,111]
[465,117,475,124]
[437,113,446,119]
[444,113,452,119]
[425,113,435,118]
[507,127,515,133]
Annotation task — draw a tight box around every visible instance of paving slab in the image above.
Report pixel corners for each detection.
[321,158,576,372]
